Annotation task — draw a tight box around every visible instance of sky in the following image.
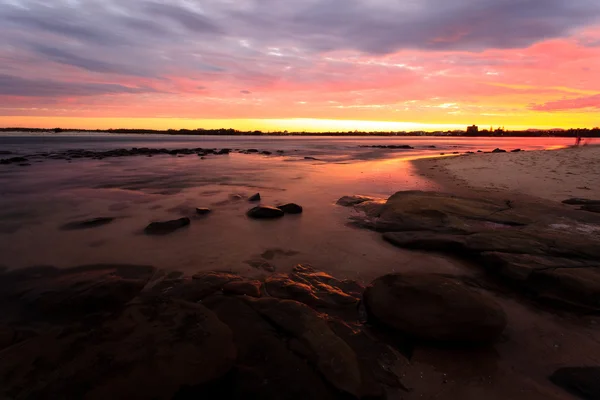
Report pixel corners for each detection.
[0,0,599,132]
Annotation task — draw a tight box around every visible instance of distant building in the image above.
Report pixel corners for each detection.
[466,125,479,136]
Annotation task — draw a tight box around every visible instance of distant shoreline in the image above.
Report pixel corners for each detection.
[1,127,599,138]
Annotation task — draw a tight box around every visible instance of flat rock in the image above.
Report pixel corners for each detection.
[277,203,303,214]
[144,217,190,235]
[364,273,507,344]
[581,205,600,213]
[550,367,600,400]
[336,195,374,207]
[247,206,284,219]
[196,207,212,215]
[60,217,115,231]
[563,198,600,206]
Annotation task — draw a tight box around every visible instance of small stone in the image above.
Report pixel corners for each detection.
[247,206,284,219]
[60,217,115,231]
[511,149,522,152]
[277,203,303,214]
[492,148,507,153]
[144,217,190,235]
[304,156,318,160]
[196,208,212,215]
[248,193,261,202]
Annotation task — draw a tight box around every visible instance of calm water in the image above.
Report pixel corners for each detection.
[0,134,573,277]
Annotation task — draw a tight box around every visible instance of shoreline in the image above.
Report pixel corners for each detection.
[412,144,600,204]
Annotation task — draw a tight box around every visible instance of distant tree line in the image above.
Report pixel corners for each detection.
[1,126,599,137]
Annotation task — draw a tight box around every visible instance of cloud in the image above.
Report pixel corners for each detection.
[0,74,157,97]
[530,94,600,111]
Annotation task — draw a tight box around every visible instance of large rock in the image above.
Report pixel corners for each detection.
[0,298,237,399]
[364,273,507,344]
[277,203,303,214]
[550,367,600,400]
[248,298,363,397]
[336,195,374,207]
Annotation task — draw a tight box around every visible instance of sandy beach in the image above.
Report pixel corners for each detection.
[416,145,600,203]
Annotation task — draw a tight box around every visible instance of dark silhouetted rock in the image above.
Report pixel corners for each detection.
[196,207,212,215]
[0,298,236,399]
[246,149,259,153]
[563,198,600,206]
[60,217,115,231]
[511,149,522,152]
[144,217,190,235]
[550,367,600,400]
[217,148,231,155]
[336,195,374,207]
[0,156,28,165]
[248,298,363,397]
[581,205,600,213]
[277,203,303,214]
[247,206,284,219]
[364,273,507,344]
[248,193,261,202]
[304,156,319,160]
[223,280,262,297]
[492,148,507,153]
[261,150,272,155]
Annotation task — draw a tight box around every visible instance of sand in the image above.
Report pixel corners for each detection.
[416,145,600,203]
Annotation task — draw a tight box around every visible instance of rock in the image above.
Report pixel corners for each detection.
[217,148,231,155]
[203,296,340,400]
[364,273,507,344]
[144,217,190,235]
[248,298,363,397]
[245,259,276,272]
[563,198,600,206]
[581,205,600,213]
[247,206,284,219]
[276,150,285,153]
[60,217,115,231]
[0,299,236,399]
[265,272,359,309]
[248,193,261,202]
[550,367,600,400]
[492,148,507,153]
[246,149,259,153]
[223,280,262,297]
[336,195,374,207]
[0,156,28,165]
[304,156,318,160]
[196,207,212,215]
[277,203,303,214]
[511,149,522,152]
[261,151,272,155]
[166,272,242,302]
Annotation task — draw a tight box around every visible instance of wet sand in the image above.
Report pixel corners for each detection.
[415,144,600,203]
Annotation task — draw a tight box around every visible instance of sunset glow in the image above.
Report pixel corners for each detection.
[1,1,600,131]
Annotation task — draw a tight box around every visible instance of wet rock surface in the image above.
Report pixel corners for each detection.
[364,273,507,344]
[196,207,212,215]
[0,264,408,399]
[341,190,600,312]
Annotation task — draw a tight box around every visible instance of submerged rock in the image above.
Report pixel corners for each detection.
[277,203,303,214]
[581,205,600,214]
[563,198,600,206]
[364,273,507,344]
[144,217,190,235]
[247,206,284,219]
[196,207,212,215]
[60,217,115,231]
